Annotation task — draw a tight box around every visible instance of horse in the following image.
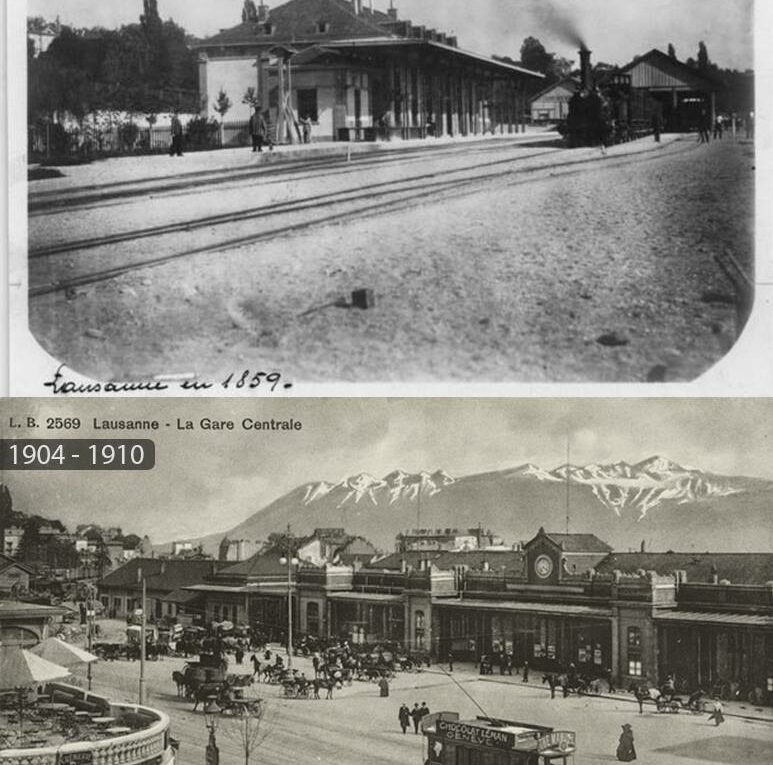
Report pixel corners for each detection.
[172,670,187,697]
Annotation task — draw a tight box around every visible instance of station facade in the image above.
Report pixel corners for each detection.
[155,527,773,702]
[193,0,543,141]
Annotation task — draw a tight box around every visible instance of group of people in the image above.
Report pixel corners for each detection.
[398,701,430,734]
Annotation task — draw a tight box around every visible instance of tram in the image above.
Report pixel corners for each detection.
[423,713,576,765]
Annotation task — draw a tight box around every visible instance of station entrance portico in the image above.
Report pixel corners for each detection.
[436,600,612,676]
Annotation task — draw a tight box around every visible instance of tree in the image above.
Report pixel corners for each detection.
[667,43,677,60]
[698,41,710,70]
[243,86,260,109]
[520,37,553,75]
[213,89,232,145]
[214,88,232,119]
[242,0,259,22]
[220,703,270,765]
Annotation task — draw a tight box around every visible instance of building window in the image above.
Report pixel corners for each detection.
[315,20,330,33]
[627,626,642,676]
[262,23,273,35]
[297,89,318,122]
[415,610,425,649]
[307,602,320,635]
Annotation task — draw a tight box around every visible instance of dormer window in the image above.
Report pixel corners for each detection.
[263,22,273,35]
[316,20,330,33]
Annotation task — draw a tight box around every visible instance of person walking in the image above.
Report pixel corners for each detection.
[708,698,725,726]
[398,703,411,734]
[698,111,711,144]
[379,675,390,697]
[169,110,184,157]
[249,106,267,152]
[411,703,422,734]
[250,653,261,677]
[522,661,529,683]
[616,723,636,761]
[447,650,454,672]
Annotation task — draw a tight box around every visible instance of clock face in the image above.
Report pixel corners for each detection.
[535,554,554,579]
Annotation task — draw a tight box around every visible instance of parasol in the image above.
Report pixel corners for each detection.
[30,637,99,668]
[0,645,71,690]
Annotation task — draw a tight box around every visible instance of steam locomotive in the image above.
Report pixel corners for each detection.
[562,48,661,148]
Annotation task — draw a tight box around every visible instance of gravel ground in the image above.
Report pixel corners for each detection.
[28,136,754,384]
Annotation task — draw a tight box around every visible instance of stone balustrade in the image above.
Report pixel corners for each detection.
[0,698,174,765]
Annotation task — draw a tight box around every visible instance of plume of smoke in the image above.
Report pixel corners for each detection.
[526,0,587,51]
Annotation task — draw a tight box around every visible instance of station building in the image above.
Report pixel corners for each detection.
[193,0,543,141]
[620,49,720,130]
[160,526,773,703]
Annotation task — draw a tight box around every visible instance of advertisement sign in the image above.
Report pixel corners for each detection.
[436,721,515,750]
[537,731,576,755]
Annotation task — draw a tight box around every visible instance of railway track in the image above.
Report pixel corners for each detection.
[29,138,700,299]
[28,135,560,215]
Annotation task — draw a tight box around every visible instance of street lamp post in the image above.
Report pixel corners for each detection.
[279,535,299,670]
[204,701,220,765]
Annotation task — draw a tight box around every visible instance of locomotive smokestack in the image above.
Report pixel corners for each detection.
[579,48,593,91]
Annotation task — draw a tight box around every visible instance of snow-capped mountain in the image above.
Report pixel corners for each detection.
[185,457,772,555]
[547,457,741,518]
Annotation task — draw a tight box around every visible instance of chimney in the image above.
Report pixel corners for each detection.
[257,3,269,22]
[640,539,646,553]
[579,48,593,90]
[710,564,719,585]
[388,1,398,20]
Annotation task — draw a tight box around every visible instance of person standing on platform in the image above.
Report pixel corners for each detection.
[249,107,267,152]
[169,110,184,157]
[522,660,529,683]
[447,650,454,672]
[300,114,313,144]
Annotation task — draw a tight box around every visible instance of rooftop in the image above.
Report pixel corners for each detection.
[594,552,773,585]
[98,558,216,591]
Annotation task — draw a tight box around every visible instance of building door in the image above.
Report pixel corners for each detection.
[354,89,362,129]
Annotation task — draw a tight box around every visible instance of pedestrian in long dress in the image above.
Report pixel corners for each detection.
[249,106,267,152]
[447,650,454,672]
[616,723,636,761]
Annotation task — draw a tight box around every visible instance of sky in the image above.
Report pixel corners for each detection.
[3,398,772,543]
[25,0,756,71]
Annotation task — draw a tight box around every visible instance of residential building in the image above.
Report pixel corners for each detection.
[97,558,218,621]
[0,553,33,597]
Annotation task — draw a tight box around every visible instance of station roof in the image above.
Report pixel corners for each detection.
[594,552,773,585]
[328,591,403,602]
[654,611,773,628]
[98,558,216,592]
[195,0,543,80]
[621,49,720,92]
